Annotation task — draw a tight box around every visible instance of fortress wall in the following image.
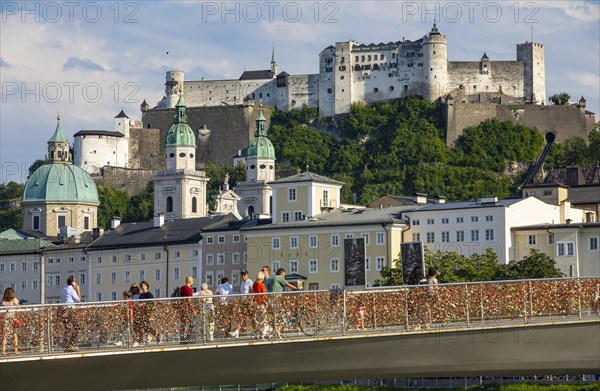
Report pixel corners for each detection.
[448,61,524,101]
[128,127,162,170]
[94,166,158,195]
[446,103,594,145]
[141,105,271,167]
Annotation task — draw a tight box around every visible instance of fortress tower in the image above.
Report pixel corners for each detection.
[423,22,449,102]
[517,42,546,104]
[165,70,184,108]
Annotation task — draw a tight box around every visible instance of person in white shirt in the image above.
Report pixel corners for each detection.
[60,276,81,352]
[229,271,254,338]
[216,277,233,296]
[240,270,253,294]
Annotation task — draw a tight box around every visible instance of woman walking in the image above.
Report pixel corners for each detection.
[1,287,20,355]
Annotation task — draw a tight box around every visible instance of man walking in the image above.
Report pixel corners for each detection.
[60,276,81,352]
[262,265,274,292]
[178,276,194,344]
[273,268,299,292]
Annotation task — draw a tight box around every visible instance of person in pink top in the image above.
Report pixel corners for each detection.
[1,287,20,355]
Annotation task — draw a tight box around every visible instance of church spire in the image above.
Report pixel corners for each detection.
[46,112,71,163]
[174,84,188,124]
[270,46,277,76]
[255,111,267,137]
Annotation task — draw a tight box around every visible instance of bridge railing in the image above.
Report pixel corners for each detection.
[0,277,598,357]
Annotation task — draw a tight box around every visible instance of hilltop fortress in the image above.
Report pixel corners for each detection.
[152,23,546,116]
[73,25,594,192]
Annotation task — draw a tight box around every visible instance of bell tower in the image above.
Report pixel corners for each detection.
[153,86,209,219]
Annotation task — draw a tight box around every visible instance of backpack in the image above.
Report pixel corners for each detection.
[170,286,181,297]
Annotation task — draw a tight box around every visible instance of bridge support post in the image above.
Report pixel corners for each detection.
[405,290,410,330]
[46,307,52,354]
[528,281,533,322]
[464,284,470,327]
[372,293,377,329]
[342,290,346,336]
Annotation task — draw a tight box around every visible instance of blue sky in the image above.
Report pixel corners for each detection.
[1,1,599,183]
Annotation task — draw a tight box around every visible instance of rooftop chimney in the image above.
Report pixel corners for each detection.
[111,217,122,229]
[565,166,585,186]
[154,213,165,228]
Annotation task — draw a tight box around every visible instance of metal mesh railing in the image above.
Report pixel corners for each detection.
[1,277,598,358]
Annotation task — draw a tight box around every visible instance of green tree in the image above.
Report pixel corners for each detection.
[0,208,23,231]
[377,255,404,286]
[499,249,565,279]
[97,185,129,229]
[0,182,24,202]
[28,159,45,178]
[549,92,571,105]
[123,181,154,223]
[587,127,600,164]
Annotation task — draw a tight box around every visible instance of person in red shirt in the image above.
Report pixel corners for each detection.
[180,276,194,297]
[179,276,194,343]
[252,272,268,338]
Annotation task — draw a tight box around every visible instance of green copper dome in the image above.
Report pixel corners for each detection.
[22,163,99,204]
[247,111,275,159]
[165,94,196,147]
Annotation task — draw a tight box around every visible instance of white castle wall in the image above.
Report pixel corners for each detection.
[157,27,545,116]
[74,134,129,175]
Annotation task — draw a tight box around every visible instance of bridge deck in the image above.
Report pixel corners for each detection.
[1,278,599,390]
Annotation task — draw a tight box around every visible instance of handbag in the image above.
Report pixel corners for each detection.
[13,317,23,328]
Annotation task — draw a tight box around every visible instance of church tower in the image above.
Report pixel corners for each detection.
[234,110,275,217]
[153,87,209,220]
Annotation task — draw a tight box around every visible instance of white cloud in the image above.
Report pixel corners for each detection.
[540,1,600,23]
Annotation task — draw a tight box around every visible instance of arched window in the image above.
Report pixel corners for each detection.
[192,197,197,213]
[248,206,255,218]
[166,196,173,213]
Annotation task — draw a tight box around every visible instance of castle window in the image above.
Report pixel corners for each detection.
[250,164,256,169]
[192,197,197,213]
[373,88,378,93]
[170,153,175,158]
[354,64,361,71]
[179,153,185,158]
[355,56,358,62]
[368,55,371,61]
[32,215,40,230]
[327,88,332,94]
[389,86,394,91]
[340,76,344,80]
[260,164,266,169]
[392,53,395,59]
[84,216,89,230]
[166,196,173,213]
[374,54,378,60]
[190,153,194,158]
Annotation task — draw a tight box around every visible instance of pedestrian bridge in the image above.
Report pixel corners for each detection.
[1,278,599,391]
